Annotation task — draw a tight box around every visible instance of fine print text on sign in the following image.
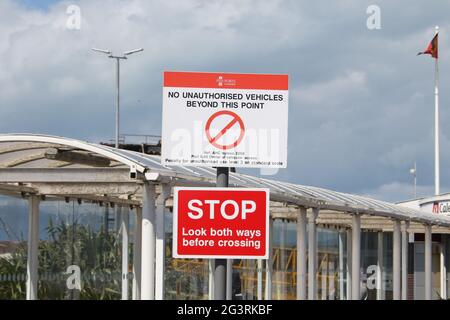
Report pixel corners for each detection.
[161,71,289,168]
[173,187,270,259]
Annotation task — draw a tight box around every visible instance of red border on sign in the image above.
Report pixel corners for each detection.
[205,110,245,150]
[164,71,288,90]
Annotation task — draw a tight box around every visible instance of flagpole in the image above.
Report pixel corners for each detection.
[435,25,440,196]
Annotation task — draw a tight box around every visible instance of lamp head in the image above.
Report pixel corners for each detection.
[124,48,144,56]
[92,48,112,55]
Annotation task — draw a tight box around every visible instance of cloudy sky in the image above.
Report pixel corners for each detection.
[1,0,449,203]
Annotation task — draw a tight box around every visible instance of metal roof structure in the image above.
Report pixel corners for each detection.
[0,134,450,232]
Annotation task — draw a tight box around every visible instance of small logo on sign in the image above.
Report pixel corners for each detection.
[216,75,236,87]
[432,202,439,214]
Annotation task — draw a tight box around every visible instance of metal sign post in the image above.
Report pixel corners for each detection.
[214,167,229,300]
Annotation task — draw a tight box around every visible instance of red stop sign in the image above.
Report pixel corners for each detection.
[173,187,269,259]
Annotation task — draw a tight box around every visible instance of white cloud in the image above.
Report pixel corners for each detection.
[1,0,450,202]
[294,70,367,105]
[361,181,434,203]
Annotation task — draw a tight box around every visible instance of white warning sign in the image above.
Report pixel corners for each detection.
[161,71,289,168]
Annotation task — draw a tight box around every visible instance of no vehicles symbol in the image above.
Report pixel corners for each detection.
[205,111,245,150]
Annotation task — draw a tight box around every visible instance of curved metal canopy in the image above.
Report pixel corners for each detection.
[0,134,449,228]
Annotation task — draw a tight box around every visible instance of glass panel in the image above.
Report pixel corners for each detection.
[383,232,393,300]
[272,219,296,300]
[317,228,339,300]
[0,197,126,300]
[447,236,450,298]
[361,232,377,300]
[0,196,28,300]
[37,201,122,300]
[234,259,257,300]
[165,209,209,300]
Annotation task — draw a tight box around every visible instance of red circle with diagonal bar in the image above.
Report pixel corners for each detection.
[205,110,245,150]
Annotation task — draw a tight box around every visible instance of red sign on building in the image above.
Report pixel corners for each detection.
[173,187,269,259]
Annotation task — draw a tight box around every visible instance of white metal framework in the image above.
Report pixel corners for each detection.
[0,134,448,300]
[0,133,449,227]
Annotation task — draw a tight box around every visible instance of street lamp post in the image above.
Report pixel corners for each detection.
[92,48,144,149]
[92,47,143,300]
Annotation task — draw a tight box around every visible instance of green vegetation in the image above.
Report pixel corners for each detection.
[0,219,122,300]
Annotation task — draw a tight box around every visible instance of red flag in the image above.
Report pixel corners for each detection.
[418,33,438,59]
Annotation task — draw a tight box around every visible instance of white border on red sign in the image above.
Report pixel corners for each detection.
[172,187,270,260]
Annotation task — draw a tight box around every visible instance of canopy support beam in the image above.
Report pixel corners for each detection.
[26,195,40,300]
[297,207,307,300]
[141,183,156,300]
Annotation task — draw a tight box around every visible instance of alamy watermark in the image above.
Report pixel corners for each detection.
[65,265,81,290]
[66,5,81,30]
[366,5,381,30]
